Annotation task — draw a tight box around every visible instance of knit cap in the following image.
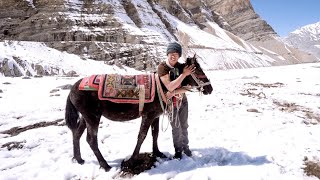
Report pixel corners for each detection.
[166,42,182,57]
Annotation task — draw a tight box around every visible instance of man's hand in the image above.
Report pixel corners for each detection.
[166,91,174,99]
[182,65,196,76]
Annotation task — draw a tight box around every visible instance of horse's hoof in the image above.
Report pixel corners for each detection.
[72,157,85,164]
[154,151,167,159]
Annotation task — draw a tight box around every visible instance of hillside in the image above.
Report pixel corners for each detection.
[0,0,318,76]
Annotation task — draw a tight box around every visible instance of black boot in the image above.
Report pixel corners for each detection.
[173,151,182,159]
[184,148,192,157]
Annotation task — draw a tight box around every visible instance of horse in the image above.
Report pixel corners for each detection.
[65,55,213,171]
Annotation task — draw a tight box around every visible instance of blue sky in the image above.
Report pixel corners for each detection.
[250,0,320,37]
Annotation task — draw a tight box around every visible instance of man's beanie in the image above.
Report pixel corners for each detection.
[166,42,182,57]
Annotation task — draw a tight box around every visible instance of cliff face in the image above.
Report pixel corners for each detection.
[204,0,277,41]
[0,0,318,77]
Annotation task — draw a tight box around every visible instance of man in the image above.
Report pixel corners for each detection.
[157,42,196,159]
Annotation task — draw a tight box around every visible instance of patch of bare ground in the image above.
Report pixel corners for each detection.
[299,92,320,97]
[0,119,65,136]
[240,88,266,99]
[1,141,26,150]
[245,82,285,88]
[240,82,284,99]
[273,100,320,125]
[114,153,157,178]
[303,157,320,179]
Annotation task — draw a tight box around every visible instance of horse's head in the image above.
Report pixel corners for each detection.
[183,54,213,95]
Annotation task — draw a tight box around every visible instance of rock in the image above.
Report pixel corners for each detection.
[247,108,260,113]
[57,84,73,90]
[66,71,78,77]
[0,0,317,73]
[50,89,60,93]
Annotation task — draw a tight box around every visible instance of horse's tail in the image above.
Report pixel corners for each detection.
[65,94,79,130]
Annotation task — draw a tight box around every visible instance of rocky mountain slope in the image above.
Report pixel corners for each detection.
[0,0,318,77]
[283,22,320,59]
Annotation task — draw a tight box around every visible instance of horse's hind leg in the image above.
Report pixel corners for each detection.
[85,115,111,171]
[72,117,86,164]
[151,117,166,158]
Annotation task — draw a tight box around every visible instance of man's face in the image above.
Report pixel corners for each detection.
[167,52,180,66]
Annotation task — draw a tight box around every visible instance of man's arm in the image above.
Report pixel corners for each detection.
[160,65,195,92]
[160,73,186,92]
[165,86,191,99]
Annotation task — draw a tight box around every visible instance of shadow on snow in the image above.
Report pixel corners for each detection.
[147,147,271,175]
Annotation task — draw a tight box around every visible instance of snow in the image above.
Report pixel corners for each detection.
[1,62,319,180]
[283,21,320,59]
[0,41,139,76]
[0,1,319,179]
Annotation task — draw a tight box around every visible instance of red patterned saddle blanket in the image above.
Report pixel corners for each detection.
[79,75,102,91]
[79,74,155,104]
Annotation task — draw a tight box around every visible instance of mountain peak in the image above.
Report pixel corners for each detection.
[284,21,320,59]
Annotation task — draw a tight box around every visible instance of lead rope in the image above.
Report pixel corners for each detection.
[161,92,182,132]
[161,98,171,132]
[173,96,182,128]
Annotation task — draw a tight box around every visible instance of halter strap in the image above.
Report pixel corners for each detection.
[190,73,211,91]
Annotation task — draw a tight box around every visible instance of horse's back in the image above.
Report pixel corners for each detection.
[68,77,143,121]
[67,75,163,122]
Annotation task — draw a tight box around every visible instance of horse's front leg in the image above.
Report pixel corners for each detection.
[128,115,153,161]
[151,117,167,158]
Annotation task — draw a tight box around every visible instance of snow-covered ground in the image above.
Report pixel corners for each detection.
[0,62,319,179]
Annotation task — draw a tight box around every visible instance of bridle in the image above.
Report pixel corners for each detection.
[184,54,211,92]
[189,73,211,92]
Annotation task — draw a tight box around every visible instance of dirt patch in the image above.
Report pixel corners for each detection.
[1,141,26,150]
[303,157,320,178]
[273,100,320,125]
[240,89,266,99]
[299,92,320,97]
[273,100,299,113]
[245,82,284,88]
[0,119,64,136]
[240,82,284,99]
[117,153,157,178]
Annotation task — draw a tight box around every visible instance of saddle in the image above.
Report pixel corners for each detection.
[79,74,155,113]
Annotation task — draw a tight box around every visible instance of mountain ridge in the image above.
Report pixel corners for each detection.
[283,21,320,59]
[0,0,318,77]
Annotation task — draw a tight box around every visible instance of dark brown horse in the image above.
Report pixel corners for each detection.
[65,56,213,171]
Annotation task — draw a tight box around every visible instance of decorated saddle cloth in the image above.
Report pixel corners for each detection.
[79,74,155,104]
[79,75,102,90]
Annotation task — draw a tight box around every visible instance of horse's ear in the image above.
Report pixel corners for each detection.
[186,57,191,65]
[191,54,196,64]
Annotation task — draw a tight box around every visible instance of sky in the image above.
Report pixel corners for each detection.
[251,0,320,37]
